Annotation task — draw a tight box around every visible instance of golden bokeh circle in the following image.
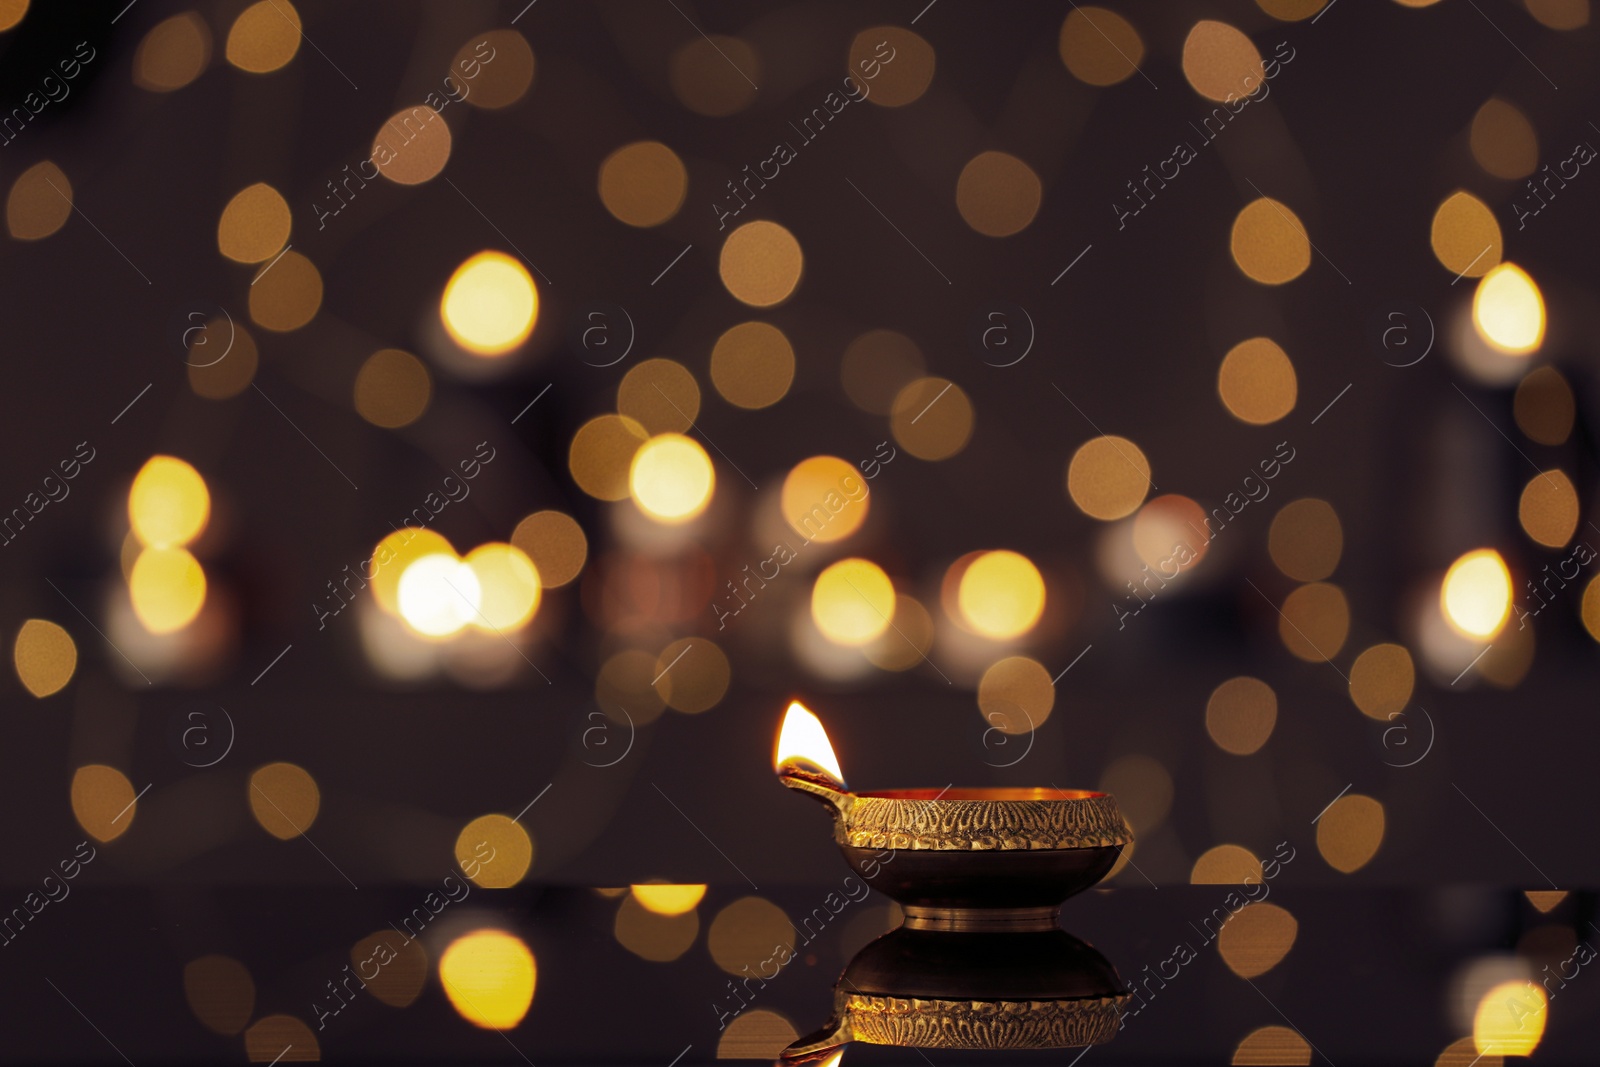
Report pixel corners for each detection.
[72,764,137,843]
[456,814,534,888]
[248,250,323,332]
[440,250,538,356]
[782,455,869,543]
[129,547,207,634]
[707,896,796,976]
[1067,435,1150,520]
[225,0,301,73]
[373,106,452,186]
[1518,470,1579,548]
[671,35,759,116]
[719,220,803,307]
[569,414,650,501]
[956,151,1042,237]
[135,13,212,91]
[183,955,255,1035]
[848,27,934,107]
[1058,7,1145,86]
[977,655,1054,735]
[841,329,924,414]
[1268,498,1342,582]
[1470,98,1538,180]
[1190,844,1263,884]
[248,762,320,840]
[599,141,688,227]
[618,358,701,434]
[1218,902,1298,978]
[1205,676,1276,756]
[6,161,72,240]
[812,558,895,646]
[1278,582,1349,662]
[454,29,535,109]
[1514,366,1574,445]
[354,349,432,428]
[187,318,258,400]
[1430,191,1502,279]
[890,376,973,460]
[958,550,1046,640]
[614,894,699,961]
[653,637,731,713]
[14,619,76,698]
[1181,20,1263,102]
[1315,793,1385,873]
[510,511,587,588]
[629,433,715,523]
[1348,643,1414,721]
[1231,198,1311,285]
[1218,337,1297,424]
[711,321,795,409]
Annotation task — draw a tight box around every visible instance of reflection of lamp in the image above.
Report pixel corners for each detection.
[775,701,1132,931]
[782,925,1129,1059]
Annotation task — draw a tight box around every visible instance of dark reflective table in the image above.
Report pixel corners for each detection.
[0,882,1593,1063]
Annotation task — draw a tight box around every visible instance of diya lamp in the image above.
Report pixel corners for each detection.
[774,701,1134,932]
[781,924,1130,1060]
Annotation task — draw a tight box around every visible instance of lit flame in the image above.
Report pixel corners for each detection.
[1441,548,1512,640]
[774,701,845,787]
[1473,979,1546,1056]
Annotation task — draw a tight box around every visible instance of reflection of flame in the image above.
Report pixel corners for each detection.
[774,701,845,787]
[821,1051,844,1067]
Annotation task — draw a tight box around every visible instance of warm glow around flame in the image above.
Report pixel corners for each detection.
[774,701,845,786]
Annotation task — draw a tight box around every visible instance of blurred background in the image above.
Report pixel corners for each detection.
[0,0,1598,1058]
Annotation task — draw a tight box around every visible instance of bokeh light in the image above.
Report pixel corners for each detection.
[719,220,803,307]
[248,762,320,840]
[13,618,76,698]
[134,13,211,91]
[812,559,894,646]
[1441,549,1513,640]
[248,250,323,332]
[630,883,706,916]
[1205,676,1276,755]
[130,455,209,548]
[848,27,934,107]
[441,251,538,356]
[129,548,207,634]
[1518,470,1578,548]
[1470,98,1538,179]
[1514,366,1574,445]
[1218,337,1297,424]
[1218,902,1298,978]
[1316,793,1385,873]
[464,542,541,631]
[454,29,534,109]
[1067,435,1151,520]
[1268,498,1342,582]
[217,183,290,263]
[397,553,481,638]
[957,550,1046,640]
[243,1015,318,1062]
[1473,980,1547,1056]
[1233,1025,1312,1065]
[352,931,428,1008]
[1430,191,1501,278]
[890,377,973,461]
[629,433,714,523]
[956,151,1042,237]
[782,456,868,543]
[1099,754,1172,836]
[6,161,71,240]
[614,893,699,961]
[1059,7,1145,86]
[670,35,758,116]
[226,0,300,74]
[864,595,935,671]
[653,637,731,713]
[569,414,649,501]
[438,930,536,1030]
[1472,262,1545,355]
[1182,20,1263,102]
[841,329,924,415]
[1349,643,1414,720]
[371,529,455,615]
[456,814,533,888]
[707,896,796,976]
[1231,198,1311,285]
[354,348,432,428]
[183,955,254,1035]
[1191,844,1263,884]
[187,317,258,399]
[977,655,1054,735]
[598,141,687,227]
[618,359,700,434]
[373,106,452,185]
[510,511,587,588]
[1278,582,1349,662]
[711,321,795,409]
[72,764,137,843]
